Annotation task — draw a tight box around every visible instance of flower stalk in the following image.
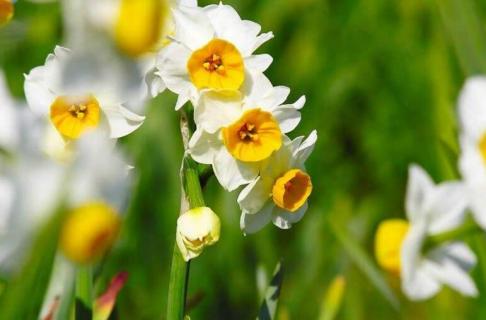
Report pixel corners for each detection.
[166,109,206,320]
[76,266,93,318]
[425,218,482,252]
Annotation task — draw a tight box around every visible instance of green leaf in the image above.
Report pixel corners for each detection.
[257,261,284,320]
[0,206,65,319]
[318,275,346,320]
[330,221,400,310]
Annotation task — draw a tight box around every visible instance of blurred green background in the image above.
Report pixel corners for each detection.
[2,0,486,319]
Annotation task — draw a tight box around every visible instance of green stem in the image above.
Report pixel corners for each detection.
[55,268,75,320]
[425,218,482,251]
[75,266,93,319]
[166,109,206,320]
[435,0,486,75]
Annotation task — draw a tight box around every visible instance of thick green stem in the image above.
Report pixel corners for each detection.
[425,218,482,252]
[75,266,93,319]
[166,109,206,320]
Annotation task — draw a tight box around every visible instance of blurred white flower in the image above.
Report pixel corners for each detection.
[24,46,146,144]
[176,206,220,261]
[189,73,304,191]
[376,165,477,300]
[153,1,274,109]
[458,76,486,230]
[238,131,316,234]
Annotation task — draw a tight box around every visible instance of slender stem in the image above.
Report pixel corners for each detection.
[55,267,76,320]
[75,266,93,319]
[425,218,482,252]
[166,109,206,320]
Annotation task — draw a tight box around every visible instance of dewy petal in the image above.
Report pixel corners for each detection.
[272,202,308,230]
[189,128,221,165]
[458,76,486,142]
[103,104,145,139]
[240,202,274,235]
[426,181,467,234]
[172,6,214,50]
[237,176,273,215]
[212,148,258,191]
[405,164,434,223]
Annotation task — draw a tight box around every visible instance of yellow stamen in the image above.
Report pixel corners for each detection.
[272,169,312,212]
[115,0,168,56]
[222,109,282,162]
[0,0,13,27]
[50,95,101,140]
[60,202,121,264]
[479,134,486,164]
[374,219,409,275]
[187,38,244,91]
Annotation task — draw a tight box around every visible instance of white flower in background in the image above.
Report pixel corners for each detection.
[189,73,305,191]
[153,1,274,109]
[176,206,220,261]
[24,46,145,145]
[458,76,486,230]
[238,131,316,234]
[374,165,477,300]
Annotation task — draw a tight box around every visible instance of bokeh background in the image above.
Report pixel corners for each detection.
[2,0,486,319]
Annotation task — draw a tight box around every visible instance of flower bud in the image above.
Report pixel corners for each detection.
[176,207,220,261]
[60,202,121,264]
[0,0,14,26]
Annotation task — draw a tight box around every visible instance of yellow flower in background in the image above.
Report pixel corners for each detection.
[0,0,13,27]
[61,202,121,264]
[238,131,317,234]
[114,0,168,56]
[153,2,274,109]
[176,207,220,261]
[189,73,305,191]
[374,219,409,275]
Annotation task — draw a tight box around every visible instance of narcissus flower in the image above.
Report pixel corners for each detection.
[238,131,316,234]
[375,165,477,300]
[0,0,13,27]
[189,74,304,191]
[24,46,145,143]
[458,76,486,230]
[153,2,274,109]
[176,207,220,261]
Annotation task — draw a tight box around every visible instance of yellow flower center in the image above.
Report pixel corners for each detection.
[50,95,101,140]
[374,219,409,275]
[272,169,313,212]
[60,202,121,264]
[114,0,168,56]
[222,109,282,162]
[0,0,13,26]
[479,133,486,164]
[187,38,245,91]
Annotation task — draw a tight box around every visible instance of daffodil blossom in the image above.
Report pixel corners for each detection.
[24,46,145,144]
[379,165,477,300]
[238,130,316,234]
[153,1,274,109]
[458,76,486,230]
[189,73,305,191]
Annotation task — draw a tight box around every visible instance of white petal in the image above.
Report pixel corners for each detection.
[273,106,301,134]
[0,177,14,235]
[189,128,221,165]
[23,74,56,116]
[244,54,273,74]
[240,202,274,234]
[426,181,467,234]
[195,91,242,133]
[293,130,318,165]
[458,76,486,142]
[272,202,308,230]
[402,261,441,300]
[405,164,434,223]
[172,6,214,50]
[252,32,274,52]
[145,67,166,98]
[212,148,258,191]
[237,176,273,215]
[103,104,145,138]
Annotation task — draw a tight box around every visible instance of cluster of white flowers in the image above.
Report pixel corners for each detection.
[152,1,317,241]
[375,77,486,301]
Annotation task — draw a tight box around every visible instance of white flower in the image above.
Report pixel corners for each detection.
[458,76,486,229]
[189,73,305,191]
[238,131,316,234]
[176,206,220,261]
[153,1,274,109]
[388,165,476,300]
[24,46,145,144]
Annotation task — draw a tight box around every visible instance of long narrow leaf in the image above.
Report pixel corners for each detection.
[257,261,284,320]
